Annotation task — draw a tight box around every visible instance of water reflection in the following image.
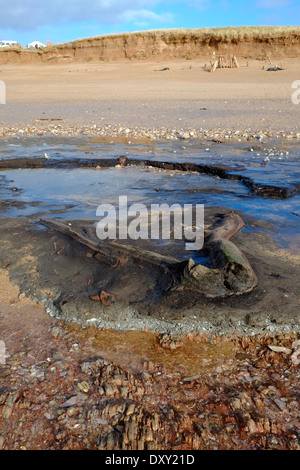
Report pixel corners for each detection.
[0,136,299,253]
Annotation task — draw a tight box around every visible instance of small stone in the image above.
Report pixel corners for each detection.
[140,371,151,382]
[273,398,287,411]
[51,326,65,339]
[55,430,67,441]
[66,407,76,417]
[2,392,19,420]
[104,383,114,396]
[110,375,124,386]
[60,395,79,408]
[77,381,90,393]
[179,132,190,140]
[126,404,136,416]
[0,435,5,450]
[1,261,10,269]
[182,374,201,383]
[268,345,292,354]
[291,347,300,366]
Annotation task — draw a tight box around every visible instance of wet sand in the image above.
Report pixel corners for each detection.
[0,58,300,133]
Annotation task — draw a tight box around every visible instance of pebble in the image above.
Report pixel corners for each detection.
[0,435,5,450]
[291,341,300,365]
[1,123,300,143]
[77,381,90,394]
[1,340,299,451]
[268,345,292,354]
[179,132,190,140]
[51,326,65,339]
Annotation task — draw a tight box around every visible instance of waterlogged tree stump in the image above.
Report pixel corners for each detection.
[39,211,257,299]
[182,211,257,297]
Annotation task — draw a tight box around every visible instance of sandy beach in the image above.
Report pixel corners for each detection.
[0,50,300,451]
[0,58,299,134]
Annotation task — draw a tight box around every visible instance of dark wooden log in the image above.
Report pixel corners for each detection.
[39,211,257,298]
[181,211,258,297]
[39,218,179,272]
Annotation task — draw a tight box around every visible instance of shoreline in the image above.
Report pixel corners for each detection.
[1,122,300,142]
[0,58,299,138]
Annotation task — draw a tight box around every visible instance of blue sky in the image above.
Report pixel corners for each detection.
[0,0,299,47]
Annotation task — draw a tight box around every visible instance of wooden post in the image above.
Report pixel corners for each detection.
[232,55,239,68]
[210,60,218,73]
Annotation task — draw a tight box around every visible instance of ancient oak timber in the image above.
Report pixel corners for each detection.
[39,211,257,298]
[181,211,258,297]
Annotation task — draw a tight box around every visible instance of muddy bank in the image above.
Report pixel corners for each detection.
[0,273,299,450]
[0,212,299,336]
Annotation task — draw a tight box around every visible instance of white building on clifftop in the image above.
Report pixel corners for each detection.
[27,41,46,49]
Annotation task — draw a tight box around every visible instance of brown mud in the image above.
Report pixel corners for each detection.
[0,268,299,450]
[0,211,299,336]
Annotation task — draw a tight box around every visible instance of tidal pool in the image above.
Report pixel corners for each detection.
[0,135,299,335]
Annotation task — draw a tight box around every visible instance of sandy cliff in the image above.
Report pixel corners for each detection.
[1,27,300,64]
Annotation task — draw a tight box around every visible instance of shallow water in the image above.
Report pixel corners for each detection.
[1,135,299,254]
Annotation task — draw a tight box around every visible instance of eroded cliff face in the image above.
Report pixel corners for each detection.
[1,29,300,64]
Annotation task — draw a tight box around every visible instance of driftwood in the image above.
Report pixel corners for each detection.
[39,211,257,298]
[39,219,180,272]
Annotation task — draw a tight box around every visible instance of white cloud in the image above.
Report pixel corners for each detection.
[256,0,292,8]
[122,9,173,25]
[0,0,171,31]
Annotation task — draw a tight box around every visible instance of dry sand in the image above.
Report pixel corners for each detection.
[0,58,299,132]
